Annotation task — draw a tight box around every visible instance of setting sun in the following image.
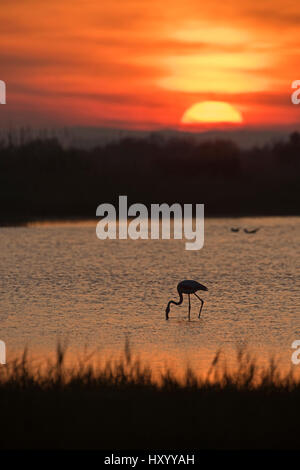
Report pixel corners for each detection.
[181,101,243,124]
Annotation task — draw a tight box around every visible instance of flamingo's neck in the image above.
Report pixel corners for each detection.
[167,290,183,309]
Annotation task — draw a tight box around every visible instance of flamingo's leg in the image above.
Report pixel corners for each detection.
[188,294,191,321]
[194,293,204,318]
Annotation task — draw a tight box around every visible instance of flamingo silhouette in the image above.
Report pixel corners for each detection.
[165,280,208,320]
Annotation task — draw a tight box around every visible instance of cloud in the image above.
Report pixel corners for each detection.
[0,0,299,127]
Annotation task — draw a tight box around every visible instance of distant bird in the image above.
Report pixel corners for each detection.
[165,280,208,321]
[244,228,259,234]
[231,227,240,232]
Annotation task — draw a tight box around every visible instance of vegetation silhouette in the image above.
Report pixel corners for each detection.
[0,132,299,224]
[0,342,300,449]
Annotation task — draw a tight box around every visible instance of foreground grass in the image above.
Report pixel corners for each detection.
[0,343,299,449]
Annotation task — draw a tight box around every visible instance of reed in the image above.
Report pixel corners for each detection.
[0,342,299,449]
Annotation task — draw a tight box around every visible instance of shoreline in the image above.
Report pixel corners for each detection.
[1,212,299,227]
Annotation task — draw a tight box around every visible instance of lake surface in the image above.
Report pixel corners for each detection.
[0,217,299,375]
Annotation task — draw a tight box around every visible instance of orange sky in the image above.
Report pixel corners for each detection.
[0,0,300,129]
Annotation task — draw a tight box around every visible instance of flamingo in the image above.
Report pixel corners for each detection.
[165,280,208,321]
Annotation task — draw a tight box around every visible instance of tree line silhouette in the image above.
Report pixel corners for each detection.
[0,132,299,223]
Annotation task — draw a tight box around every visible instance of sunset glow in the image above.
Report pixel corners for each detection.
[0,0,299,129]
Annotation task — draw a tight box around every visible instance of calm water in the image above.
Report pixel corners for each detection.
[1,217,299,373]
